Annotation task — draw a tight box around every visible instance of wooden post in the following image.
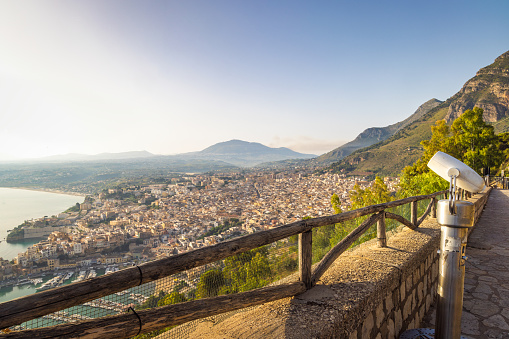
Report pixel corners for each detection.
[411,201,417,227]
[432,197,437,218]
[311,213,382,284]
[377,212,387,247]
[299,230,312,289]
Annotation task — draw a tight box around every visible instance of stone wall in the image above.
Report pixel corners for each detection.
[182,191,490,339]
[23,226,57,239]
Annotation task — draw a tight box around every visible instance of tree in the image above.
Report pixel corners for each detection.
[349,176,392,210]
[415,120,453,173]
[222,248,272,293]
[449,107,502,173]
[330,194,342,214]
[158,291,187,306]
[138,290,166,309]
[196,269,224,298]
[399,107,503,197]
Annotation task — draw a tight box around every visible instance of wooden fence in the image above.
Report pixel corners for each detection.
[0,190,450,338]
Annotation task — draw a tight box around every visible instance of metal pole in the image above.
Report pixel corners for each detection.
[435,226,468,339]
[434,194,474,339]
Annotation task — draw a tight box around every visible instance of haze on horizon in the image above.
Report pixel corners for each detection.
[0,1,508,161]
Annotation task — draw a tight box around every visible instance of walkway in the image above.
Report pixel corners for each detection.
[424,189,509,338]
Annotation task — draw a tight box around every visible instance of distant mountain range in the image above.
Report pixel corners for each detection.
[8,140,315,168]
[36,151,155,162]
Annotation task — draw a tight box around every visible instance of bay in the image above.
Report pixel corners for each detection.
[0,187,84,261]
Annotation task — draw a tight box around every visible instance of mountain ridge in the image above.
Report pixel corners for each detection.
[3,140,315,168]
[328,49,509,177]
[314,98,442,164]
[446,50,509,124]
[32,151,155,162]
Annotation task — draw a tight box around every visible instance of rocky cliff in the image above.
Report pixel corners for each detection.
[446,50,509,123]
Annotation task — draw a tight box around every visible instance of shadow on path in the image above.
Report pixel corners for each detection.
[421,189,509,338]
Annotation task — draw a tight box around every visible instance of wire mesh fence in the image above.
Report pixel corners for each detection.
[10,236,300,338]
[6,196,440,338]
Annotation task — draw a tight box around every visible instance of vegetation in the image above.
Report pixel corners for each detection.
[400,107,503,197]
[64,203,81,213]
[6,227,24,242]
[329,105,450,176]
[309,178,395,264]
[197,219,242,240]
[158,291,187,306]
[350,176,393,210]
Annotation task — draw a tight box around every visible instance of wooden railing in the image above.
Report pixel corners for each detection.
[0,190,449,338]
[488,175,507,189]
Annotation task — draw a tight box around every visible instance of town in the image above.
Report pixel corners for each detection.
[0,170,398,284]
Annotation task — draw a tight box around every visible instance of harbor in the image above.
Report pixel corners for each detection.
[1,263,152,331]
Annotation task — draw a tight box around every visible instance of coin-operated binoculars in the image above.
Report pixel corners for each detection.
[428,151,487,339]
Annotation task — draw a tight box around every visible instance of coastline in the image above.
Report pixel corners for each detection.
[0,188,86,260]
[2,186,86,198]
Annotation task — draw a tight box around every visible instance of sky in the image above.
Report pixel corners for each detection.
[0,1,508,160]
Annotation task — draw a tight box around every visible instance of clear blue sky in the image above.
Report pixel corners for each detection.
[0,1,508,159]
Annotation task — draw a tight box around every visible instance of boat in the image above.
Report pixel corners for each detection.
[31,278,43,285]
[74,270,87,283]
[64,272,74,281]
[16,279,31,286]
[87,270,97,279]
[37,275,63,291]
[115,290,129,296]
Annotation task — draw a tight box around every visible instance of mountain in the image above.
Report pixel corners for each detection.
[445,50,509,126]
[315,98,442,164]
[328,50,509,177]
[179,140,316,167]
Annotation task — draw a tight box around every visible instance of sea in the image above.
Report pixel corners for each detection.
[0,187,84,261]
[0,188,156,329]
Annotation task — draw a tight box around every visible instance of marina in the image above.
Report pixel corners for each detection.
[1,264,154,330]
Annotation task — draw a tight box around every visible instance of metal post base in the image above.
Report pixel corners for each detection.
[399,328,471,339]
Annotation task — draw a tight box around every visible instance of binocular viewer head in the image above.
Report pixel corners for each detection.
[427,151,486,194]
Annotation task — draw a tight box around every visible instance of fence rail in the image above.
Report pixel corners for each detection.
[488,175,507,188]
[0,190,450,338]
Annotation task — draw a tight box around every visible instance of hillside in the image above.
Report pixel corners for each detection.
[315,98,442,164]
[329,49,509,177]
